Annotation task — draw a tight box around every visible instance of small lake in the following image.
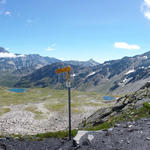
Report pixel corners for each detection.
[9,88,26,93]
[103,96,116,101]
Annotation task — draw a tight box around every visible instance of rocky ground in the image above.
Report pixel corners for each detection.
[0,101,113,135]
[0,118,150,150]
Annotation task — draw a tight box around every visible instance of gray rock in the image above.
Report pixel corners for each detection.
[83,108,112,127]
[0,143,6,150]
[146,137,150,140]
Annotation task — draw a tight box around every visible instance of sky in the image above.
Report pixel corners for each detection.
[0,0,150,63]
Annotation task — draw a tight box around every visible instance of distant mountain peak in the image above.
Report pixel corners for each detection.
[0,47,9,53]
[88,58,94,61]
[87,58,99,66]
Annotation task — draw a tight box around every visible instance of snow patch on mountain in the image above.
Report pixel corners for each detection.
[87,72,96,77]
[143,56,148,59]
[72,73,76,77]
[125,69,135,75]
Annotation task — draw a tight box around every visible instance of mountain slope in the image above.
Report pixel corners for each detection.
[0,47,61,86]
[64,59,100,67]
[15,50,150,94]
[14,62,96,88]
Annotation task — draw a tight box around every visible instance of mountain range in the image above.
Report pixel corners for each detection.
[2,46,150,95]
[14,50,150,95]
[0,47,99,86]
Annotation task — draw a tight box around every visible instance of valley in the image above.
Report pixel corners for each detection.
[1,47,150,149]
[0,87,115,135]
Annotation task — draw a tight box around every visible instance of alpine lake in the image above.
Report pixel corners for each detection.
[8,88,26,93]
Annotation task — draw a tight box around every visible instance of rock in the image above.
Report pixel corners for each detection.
[72,139,78,147]
[112,102,126,112]
[73,131,88,144]
[82,108,112,127]
[128,125,133,128]
[105,128,113,136]
[82,139,90,146]
[0,143,6,150]
[88,134,94,142]
[146,122,150,125]
[141,82,150,89]
[146,137,150,140]
[120,139,124,143]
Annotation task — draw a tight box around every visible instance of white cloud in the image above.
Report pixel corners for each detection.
[114,42,140,50]
[0,52,16,58]
[142,0,150,20]
[46,43,56,51]
[144,0,150,7]
[46,47,55,51]
[0,52,25,58]
[5,11,11,16]
[0,0,6,4]
[144,11,150,19]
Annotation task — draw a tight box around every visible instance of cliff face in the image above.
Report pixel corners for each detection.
[80,82,150,129]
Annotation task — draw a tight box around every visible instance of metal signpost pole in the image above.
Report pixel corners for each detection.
[67,71,71,140]
[56,66,72,140]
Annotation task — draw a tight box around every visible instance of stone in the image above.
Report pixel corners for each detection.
[85,108,112,127]
[112,103,126,112]
[0,143,6,150]
[114,124,121,127]
[146,137,150,141]
[82,139,90,146]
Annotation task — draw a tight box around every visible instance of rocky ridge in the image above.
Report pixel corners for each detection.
[80,82,150,129]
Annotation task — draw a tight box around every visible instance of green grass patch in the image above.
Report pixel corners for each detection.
[35,129,78,139]
[71,108,82,113]
[85,122,111,131]
[45,103,66,112]
[0,108,11,116]
[24,106,45,120]
[7,129,78,141]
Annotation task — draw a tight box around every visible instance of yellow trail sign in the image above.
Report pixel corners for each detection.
[55,66,71,74]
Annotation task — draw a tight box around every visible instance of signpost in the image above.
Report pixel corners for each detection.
[55,66,72,140]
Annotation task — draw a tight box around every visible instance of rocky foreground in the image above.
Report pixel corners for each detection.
[0,118,150,150]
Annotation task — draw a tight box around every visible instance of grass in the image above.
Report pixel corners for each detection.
[0,86,118,118]
[0,87,107,106]
[85,122,111,131]
[45,103,66,112]
[9,129,78,140]
[35,129,78,139]
[24,106,45,120]
[0,108,11,116]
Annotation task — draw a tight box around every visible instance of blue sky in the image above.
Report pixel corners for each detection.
[0,0,150,62]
